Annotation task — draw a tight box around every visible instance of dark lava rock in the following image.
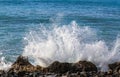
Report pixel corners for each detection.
[46,61,72,74]
[107,69,113,75]
[3,55,120,77]
[0,70,5,76]
[45,60,97,74]
[97,71,106,77]
[36,65,44,72]
[80,71,87,77]
[108,62,120,74]
[108,62,120,70]
[71,61,97,72]
[13,55,31,65]
[8,56,37,74]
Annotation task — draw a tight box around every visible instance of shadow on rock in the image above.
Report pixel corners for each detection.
[109,62,120,74]
[46,61,97,74]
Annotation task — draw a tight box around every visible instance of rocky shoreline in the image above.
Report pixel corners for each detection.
[0,56,120,77]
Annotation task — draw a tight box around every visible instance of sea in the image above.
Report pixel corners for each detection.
[0,0,120,71]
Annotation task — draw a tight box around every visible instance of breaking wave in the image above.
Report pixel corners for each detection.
[23,21,120,71]
[0,53,12,70]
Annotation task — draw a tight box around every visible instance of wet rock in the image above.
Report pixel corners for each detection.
[45,60,97,74]
[66,71,71,77]
[107,69,113,75]
[114,65,120,74]
[71,61,97,72]
[76,72,80,75]
[46,61,72,74]
[80,71,87,77]
[4,55,120,77]
[8,56,37,76]
[108,62,120,74]
[97,71,105,77]
[0,70,6,77]
[36,65,45,73]
[108,62,120,70]
[13,56,30,65]
[17,71,26,77]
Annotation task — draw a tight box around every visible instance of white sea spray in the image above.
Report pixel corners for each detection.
[0,53,12,70]
[23,21,120,71]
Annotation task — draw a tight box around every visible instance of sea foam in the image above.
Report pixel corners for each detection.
[0,53,12,70]
[23,21,120,71]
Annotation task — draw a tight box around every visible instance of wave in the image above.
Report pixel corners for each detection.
[0,15,50,24]
[21,21,120,71]
[0,53,12,70]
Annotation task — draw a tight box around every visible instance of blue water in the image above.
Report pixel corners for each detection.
[0,0,120,63]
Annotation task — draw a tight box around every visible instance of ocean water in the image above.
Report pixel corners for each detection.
[0,0,120,71]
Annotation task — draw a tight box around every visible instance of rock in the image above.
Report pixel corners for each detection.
[80,71,87,77]
[114,65,120,74]
[46,61,72,74]
[0,70,5,76]
[107,69,113,75]
[66,71,71,77]
[76,72,80,75]
[36,65,44,72]
[71,61,97,72]
[108,62,120,70]
[3,55,119,76]
[8,56,37,75]
[45,60,97,74]
[13,55,31,65]
[108,62,120,74]
[97,71,105,77]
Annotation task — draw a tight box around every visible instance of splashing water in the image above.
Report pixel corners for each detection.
[0,53,12,70]
[23,21,120,71]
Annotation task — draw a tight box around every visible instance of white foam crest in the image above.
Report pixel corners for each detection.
[0,53,12,70]
[23,21,120,71]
